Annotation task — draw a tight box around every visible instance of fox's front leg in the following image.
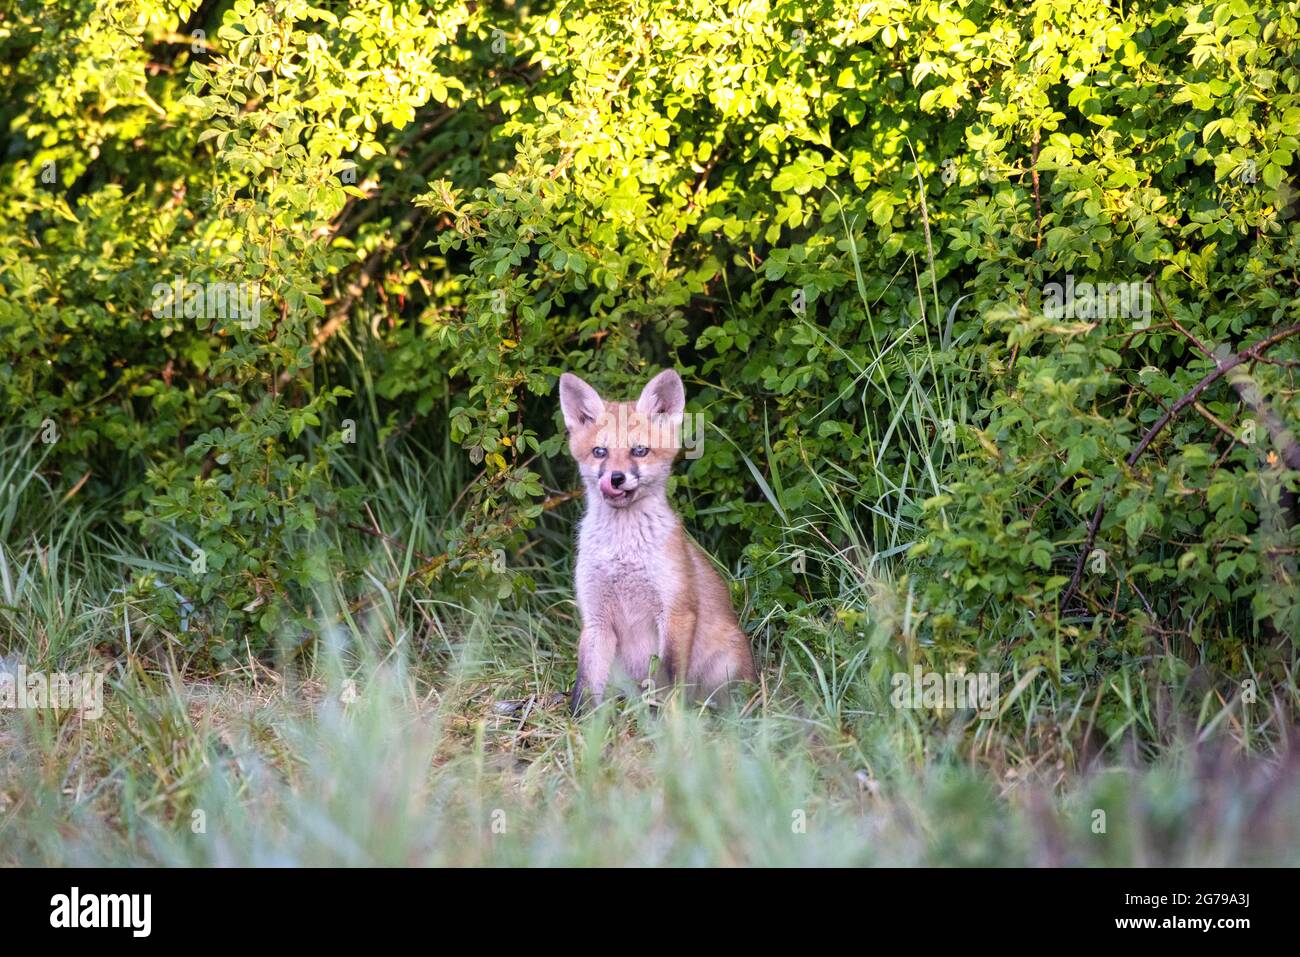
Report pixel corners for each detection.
[658,606,696,689]
[572,625,615,715]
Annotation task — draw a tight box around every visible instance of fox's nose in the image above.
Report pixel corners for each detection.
[609,471,626,489]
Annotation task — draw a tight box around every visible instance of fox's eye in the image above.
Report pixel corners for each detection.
[630,445,650,457]
[592,446,608,458]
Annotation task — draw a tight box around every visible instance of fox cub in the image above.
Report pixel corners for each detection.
[559,368,756,712]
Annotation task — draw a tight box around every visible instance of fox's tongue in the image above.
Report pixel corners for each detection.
[599,473,622,497]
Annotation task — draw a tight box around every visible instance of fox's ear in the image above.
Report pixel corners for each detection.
[559,373,604,430]
[636,368,685,416]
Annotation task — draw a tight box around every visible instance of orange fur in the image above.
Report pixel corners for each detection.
[559,369,756,712]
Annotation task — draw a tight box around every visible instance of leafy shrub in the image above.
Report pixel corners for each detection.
[1,0,1297,683]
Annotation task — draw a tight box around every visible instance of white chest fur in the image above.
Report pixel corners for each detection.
[574,498,680,675]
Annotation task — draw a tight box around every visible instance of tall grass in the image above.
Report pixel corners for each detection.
[5,627,1299,866]
[3,424,1299,866]
[2,193,1297,865]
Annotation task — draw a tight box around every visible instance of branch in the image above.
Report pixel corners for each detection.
[1060,322,1300,610]
[1031,128,1042,250]
[274,206,428,391]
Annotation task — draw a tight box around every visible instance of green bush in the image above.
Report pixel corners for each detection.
[2,0,1297,681]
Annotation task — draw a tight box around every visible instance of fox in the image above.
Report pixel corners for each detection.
[559,367,757,713]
